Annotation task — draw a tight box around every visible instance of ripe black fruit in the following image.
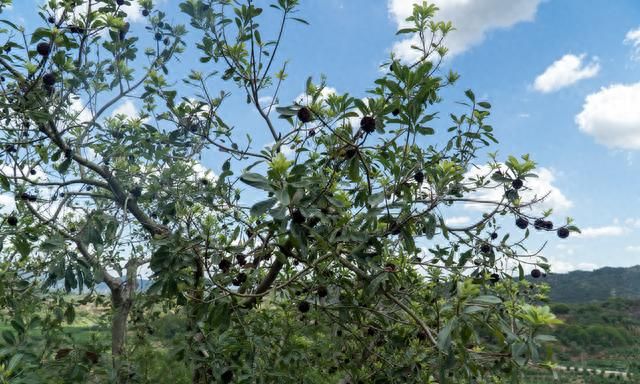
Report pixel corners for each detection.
[317,285,328,298]
[69,26,84,34]
[344,148,357,159]
[218,259,231,272]
[154,32,162,41]
[297,301,310,313]
[534,219,545,230]
[511,178,523,190]
[43,73,56,86]
[291,209,305,224]
[366,326,377,336]
[491,232,498,240]
[490,273,500,283]
[480,243,491,254]
[392,108,400,116]
[142,9,150,16]
[163,37,170,46]
[30,169,37,175]
[297,106,312,123]
[515,217,528,229]
[557,227,569,239]
[7,216,18,226]
[531,269,542,279]
[232,272,246,286]
[130,185,142,198]
[36,42,51,56]
[236,254,246,266]
[544,220,553,230]
[360,116,376,133]
[48,16,56,23]
[413,170,424,184]
[221,369,233,383]
[116,0,125,5]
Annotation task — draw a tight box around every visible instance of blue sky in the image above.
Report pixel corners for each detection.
[5,0,640,273]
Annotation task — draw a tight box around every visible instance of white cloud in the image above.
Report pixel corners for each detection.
[575,82,640,150]
[295,87,337,105]
[576,225,628,239]
[625,245,640,253]
[465,165,573,213]
[624,27,640,61]
[548,258,598,273]
[533,54,600,93]
[444,216,471,226]
[112,100,138,118]
[388,0,543,61]
[69,95,93,123]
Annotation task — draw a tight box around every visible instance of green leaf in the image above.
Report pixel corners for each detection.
[240,173,273,191]
[0,174,9,190]
[473,295,502,305]
[250,198,277,217]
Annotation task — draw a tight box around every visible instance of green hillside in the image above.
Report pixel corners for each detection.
[537,266,640,303]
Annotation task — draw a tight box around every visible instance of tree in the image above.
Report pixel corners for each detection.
[0,0,575,382]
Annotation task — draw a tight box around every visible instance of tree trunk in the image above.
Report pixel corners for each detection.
[190,255,209,384]
[109,262,137,383]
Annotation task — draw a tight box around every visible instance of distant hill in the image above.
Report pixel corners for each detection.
[540,265,640,303]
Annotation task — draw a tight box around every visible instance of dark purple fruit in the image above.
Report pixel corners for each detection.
[142,9,150,17]
[232,272,246,286]
[236,254,246,266]
[534,219,545,230]
[515,217,528,229]
[7,216,18,226]
[221,369,233,384]
[413,170,424,184]
[42,73,56,86]
[130,185,142,198]
[69,26,84,34]
[345,148,357,159]
[491,232,498,240]
[531,269,541,279]
[544,220,553,230]
[392,108,400,116]
[218,259,231,272]
[366,326,377,336]
[291,209,305,224]
[317,286,328,298]
[557,227,569,239]
[360,116,376,133]
[116,0,125,5]
[154,32,162,41]
[36,42,51,56]
[48,16,56,23]
[297,301,310,313]
[490,273,500,283]
[480,243,491,254]
[30,169,37,175]
[297,106,312,123]
[511,178,523,190]
[163,37,170,46]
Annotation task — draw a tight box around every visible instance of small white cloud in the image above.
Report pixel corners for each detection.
[465,165,573,213]
[576,225,628,239]
[624,27,640,61]
[624,218,640,228]
[444,216,471,226]
[112,100,138,118]
[575,82,640,150]
[548,258,598,273]
[388,0,543,61]
[517,113,531,118]
[533,54,599,93]
[295,87,337,105]
[69,95,93,123]
[625,245,640,253]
